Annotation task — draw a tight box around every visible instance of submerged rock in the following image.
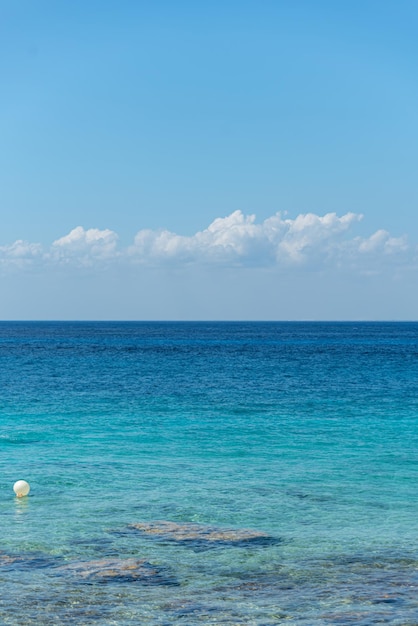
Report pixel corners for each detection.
[0,551,59,570]
[0,553,24,568]
[129,520,279,548]
[56,557,177,585]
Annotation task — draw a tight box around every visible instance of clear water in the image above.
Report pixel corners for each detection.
[1,321,418,624]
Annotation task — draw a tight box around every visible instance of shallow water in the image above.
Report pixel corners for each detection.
[1,321,418,624]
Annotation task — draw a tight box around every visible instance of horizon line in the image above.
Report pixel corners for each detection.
[0,319,417,324]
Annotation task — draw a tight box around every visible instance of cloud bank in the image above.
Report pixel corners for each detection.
[51,226,119,263]
[129,211,366,265]
[0,211,411,271]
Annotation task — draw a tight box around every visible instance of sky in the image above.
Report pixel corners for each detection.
[1,0,418,320]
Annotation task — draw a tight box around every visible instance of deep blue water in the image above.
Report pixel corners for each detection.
[1,322,418,624]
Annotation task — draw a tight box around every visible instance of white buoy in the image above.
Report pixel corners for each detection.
[13,480,30,498]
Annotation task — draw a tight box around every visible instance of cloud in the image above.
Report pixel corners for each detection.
[129,210,365,265]
[51,226,119,265]
[0,212,411,272]
[130,211,267,264]
[271,211,362,263]
[0,240,43,267]
[355,229,408,255]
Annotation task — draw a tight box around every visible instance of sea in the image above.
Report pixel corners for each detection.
[1,321,418,625]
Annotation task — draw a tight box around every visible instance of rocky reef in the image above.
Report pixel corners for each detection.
[56,557,177,584]
[128,520,279,548]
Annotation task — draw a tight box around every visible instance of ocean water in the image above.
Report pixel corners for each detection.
[1,322,418,624]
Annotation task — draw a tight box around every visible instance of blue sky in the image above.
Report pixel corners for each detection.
[1,1,418,319]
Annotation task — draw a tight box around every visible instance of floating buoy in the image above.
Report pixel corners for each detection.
[13,480,30,498]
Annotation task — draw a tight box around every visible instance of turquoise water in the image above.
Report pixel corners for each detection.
[2,321,418,624]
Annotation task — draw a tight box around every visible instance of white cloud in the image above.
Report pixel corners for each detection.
[355,229,408,255]
[130,211,267,264]
[0,212,411,272]
[129,210,365,265]
[51,226,119,265]
[272,211,362,263]
[0,240,43,267]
